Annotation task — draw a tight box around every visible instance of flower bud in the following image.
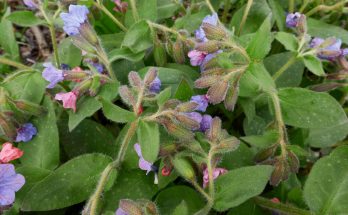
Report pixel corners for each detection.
[71,36,97,54]
[173,40,186,64]
[163,99,181,110]
[287,150,299,173]
[11,99,47,116]
[195,75,219,89]
[224,81,239,111]
[175,102,199,112]
[195,41,221,53]
[172,156,195,181]
[201,23,227,40]
[144,201,159,215]
[173,113,200,130]
[73,78,93,95]
[64,71,90,81]
[207,81,229,104]
[214,136,240,154]
[154,40,167,67]
[0,113,17,140]
[79,23,99,46]
[254,145,277,163]
[158,117,194,140]
[89,76,101,97]
[159,143,177,156]
[207,117,222,142]
[270,158,285,186]
[297,14,307,35]
[119,199,143,215]
[310,82,342,92]
[119,85,136,106]
[128,71,143,88]
[144,68,158,86]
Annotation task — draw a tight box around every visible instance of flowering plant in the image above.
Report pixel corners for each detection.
[1,0,348,214]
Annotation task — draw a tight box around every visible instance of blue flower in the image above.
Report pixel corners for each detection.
[286,12,301,28]
[60,5,89,36]
[200,114,212,132]
[23,0,38,9]
[15,123,37,142]
[42,63,64,89]
[190,95,209,112]
[310,37,348,60]
[195,13,219,42]
[0,164,25,206]
[134,143,158,184]
[149,77,161,94]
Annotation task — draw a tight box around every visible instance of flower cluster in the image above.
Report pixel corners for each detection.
[0,164,25,206]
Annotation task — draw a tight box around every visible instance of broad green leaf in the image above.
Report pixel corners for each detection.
[306,121,348,148]
[19,96,59,170]
[264,52,304,88]
[227,199,265,215]
[278,88,347,128]
[275,32,298,52]
[21,154,112,211]
[220,143,255,170]
[100,97,136,123]
[6,11,46,27]
[156,186,205,215]
[108,48,145,62]
[58,38,82,67]
[138,0,158,21]
[213,165,273,211]
[122,20,152,53]
[157,87,172,106]
[100,33,125,51]
[174,79,194,101]
[3,72,46,104]
[174,10,209,33]
[302,55,325,76]
[102,170,158,212]
[246,16,273,60]
[267,0,286,31]
[137,121,160,162]
[308,18,348,44]
[171,201,189,215]
[68,82,119,131]
[241,130,279,149]
[0,9,19,60]
[304,146,348,214]
[157,0,180,19]
[60,119,116,158]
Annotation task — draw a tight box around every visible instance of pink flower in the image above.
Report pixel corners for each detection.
[55,92,78,112]
[0,143,23,163]
[113,0,128,13]
[188,50,208,66]
[203,167,228,188]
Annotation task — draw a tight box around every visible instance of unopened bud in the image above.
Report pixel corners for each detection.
[154,40,167,67]
[270,158,285,186]
[158,117,194,140]
[224,81,239,111]
[207,81,229,104]
[201,68,226,76]
[144,68,158,86]
[207,117,222,142]
[195,75,219,89]
[119,199,143,215]
[201,23,227,40]
[195,41,221,53]
[159,143,177,156]
[71,36,96,54]
[214,136,240,154]
[310,82,342,92]
[0,113,17,140]
[173,40,186,64]
[145,201,159,215]
[64,71,90,81]
[172,156,195,180]
[73,78,93,95]
[128,71,143,88]
[254,145,277,163]
[287,150,299,173]
[79,23,99,46]
[326,71,348,80]
[12,100,47,116]
[338,56,348,70]
[119,85,136,106]
[175,102,199,112]
[297,14,307,35]
[163,99,181,110]
[89,76,101,96]
[173,113,200,130]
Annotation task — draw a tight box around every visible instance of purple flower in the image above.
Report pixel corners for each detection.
[185,112,203,131]
[190,95,209,112]
[115,208,128,215]
[195,13,219,42]
[15,123,37,142]
[134,143,158,184]
[286,12,301,28]
[188,50,208,66]
[92,63,104,73]
[0,164,25,206]
[42,63,64,89]
[23,0,38,9]
[60,5,89,36]
[149,77,161,94]
[310,37,347,60]
[200,114,212,132]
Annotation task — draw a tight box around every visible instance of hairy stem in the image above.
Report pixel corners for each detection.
[306,0,348,17]
[299,0,311,13]
[237,0,253,36]
[191,180,212,203]
[289,0,295,13]
[254,196,312,215]
[96,46,117,81]
[147,21,185,40]
[85,120,138,215]
[272,55,297,81]
[93,2,127,32]
[0,57,31,70]
[205,0,216,14]
[207,151,215,200]
[130,0,139,22]
[222,41,250,62]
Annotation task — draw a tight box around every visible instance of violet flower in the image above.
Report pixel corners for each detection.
[203,167,227,188]
[134,143,158,184]
[0,164,25,206]
[23,0,38,9]
[115,208,128,215]
[310,37,348,60]
[113,0,128,13]
[190,95,209,112]
[149,77,161,94]
[15,123,37,143]
[60,5,89,36]
[200,114,213,132]
[188,50,208,66]
[195,13,219,42]
[42,63,64,89]
[286,12,301,28]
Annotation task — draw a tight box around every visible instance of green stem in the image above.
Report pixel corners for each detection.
[254,196,312,215]
[299,0,311,13]
[289,0,295,13]
[129,0,139,22]
[147,21,185,40]
[96,47,117,81]
[93,2,127,32]
[306,0,347,17]
[49,24,60,67]
[191,180,212,203]
[222,41,250,62]
[207,151,215,200]
[205,0,216,14]
[272,55,297,81]
[85,120,139,215]
[237,0,253,36]
[0,57,31,70]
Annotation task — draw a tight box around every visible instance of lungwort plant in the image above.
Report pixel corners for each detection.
[1,0,348,214]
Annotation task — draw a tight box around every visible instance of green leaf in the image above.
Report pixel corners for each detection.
[58,38,82,67]
[213,165,273,211]
[241,130,279,149]
[220,143,255,170]
[275,32,298,52]
[138,0,157,21]
[102,170,158,212]
[304,146,348,214]
[306,121,348,148]
[302,55,325,76]
[6,11,46,27]
[60,119,116,158]
[264,52,304,88]
[246,15,273,60]
[174,10,209,33]
[100,97,136,123]
[172,201,189,215]
[174,79,194,101]
[278,88,347,128]
[155,186,205,215]
[267,0,286,31]
[308,18,348,44]
[157,87,172,106]
[19,96,59,170]
[68,82,119,131]
[137,121,160,163]
[21,153,112,211]
[0,9,19,60]
[122,20,152,53]
[157,0,180,19]
[108,48,145,62]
